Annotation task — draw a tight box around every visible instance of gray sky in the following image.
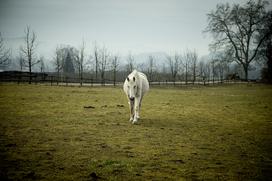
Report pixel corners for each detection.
[0,0,249,61]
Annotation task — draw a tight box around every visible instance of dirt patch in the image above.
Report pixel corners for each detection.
[117,104,125,108]
[84,106,95,109]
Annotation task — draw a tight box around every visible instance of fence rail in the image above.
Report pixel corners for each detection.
[0,71,253,87]
[148,79,249,86]
[0,75,121,86]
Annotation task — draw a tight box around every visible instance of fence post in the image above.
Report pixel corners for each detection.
[50,76,53,86]
[35,76,37,85]
[17,75,20,84]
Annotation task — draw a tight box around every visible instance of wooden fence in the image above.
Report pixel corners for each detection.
[0,73,120,86]
[0,71,252,87]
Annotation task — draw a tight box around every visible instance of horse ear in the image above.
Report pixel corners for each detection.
[127,77,130,81]
[133,77,135,81]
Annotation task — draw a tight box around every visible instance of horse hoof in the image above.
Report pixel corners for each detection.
[132,119,138,124]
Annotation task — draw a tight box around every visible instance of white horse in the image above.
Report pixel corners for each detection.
[123,70,149,124]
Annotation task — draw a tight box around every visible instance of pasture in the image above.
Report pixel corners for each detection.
[0,83,271,180]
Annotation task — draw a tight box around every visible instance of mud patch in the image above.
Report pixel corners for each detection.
[84,106,95,109]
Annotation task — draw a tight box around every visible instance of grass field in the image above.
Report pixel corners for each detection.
[0,83,272,180]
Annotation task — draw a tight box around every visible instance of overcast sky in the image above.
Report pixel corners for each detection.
[0,0,250,61]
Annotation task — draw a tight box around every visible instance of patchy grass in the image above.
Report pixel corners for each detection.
[0,83,272,180]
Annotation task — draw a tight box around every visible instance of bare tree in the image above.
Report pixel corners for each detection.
[205,0,272,80]
[20,26,39,84]
[257,10,272,83]
[75,41,85,86]
[211,59,216,83]
[191,50,198,84]
[162,63,167,77]
[147,55,156,82]
[63,47,77,76]
[17,53,24,71]
[166,53,179,84]
[137,63,145,72]
[93,42,99,80]
[39,56,45,73]
[79,41,85,86]
[53,47,63,84]
[99,46,109,85]
[111,55,119,86]
[181,51,191,84]
[0,33,11,68]
[126,53,135,73]
[216,61,226,82]
[204,61,212,84]
[182,49,198,84]
[198,60,206,81]
[213,50,232,82]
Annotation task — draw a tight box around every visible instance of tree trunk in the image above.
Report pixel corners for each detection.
[243,64,249,81]
[29,58,32,84]
[113,70,116,86]
[101,72,104,86]
[266,40,272,83]
[57,70,59,85]
[95,62,98,80]
[193,66,196,84]
[185,63,188,85]
[80,72,83,86]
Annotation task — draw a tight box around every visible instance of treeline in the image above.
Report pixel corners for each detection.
[1,0,271,84]
[0,28,241,84]
[0,31,265,84]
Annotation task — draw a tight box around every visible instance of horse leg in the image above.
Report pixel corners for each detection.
[136,96,142,119]
[129,99,134,122]
[133,97,140,124]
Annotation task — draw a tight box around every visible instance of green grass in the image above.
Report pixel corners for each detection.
[0,83,272,180]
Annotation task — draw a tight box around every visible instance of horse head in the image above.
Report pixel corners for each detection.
[126,72,138,101]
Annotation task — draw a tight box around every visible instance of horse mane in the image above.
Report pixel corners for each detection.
[132,69,137,74]
[132,70,139,80]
